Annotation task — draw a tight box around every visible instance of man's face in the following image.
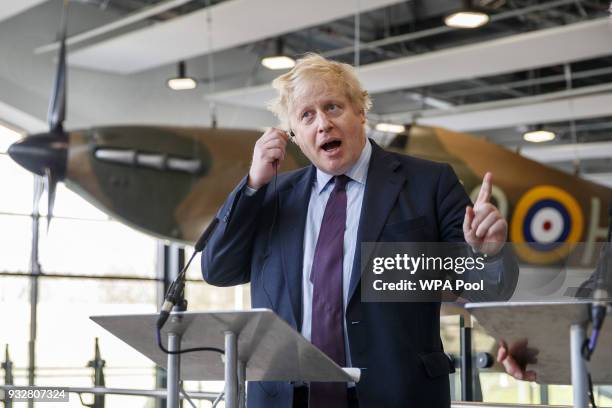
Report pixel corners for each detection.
[288,80,366,175]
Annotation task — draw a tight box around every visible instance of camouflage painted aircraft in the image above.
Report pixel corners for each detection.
[8,0,612,268]
[10,121,612,266]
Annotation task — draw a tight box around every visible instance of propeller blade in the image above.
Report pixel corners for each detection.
[47,0,69,132]
[44,168,58,231]
[32,175,44,215]
[30,176,45,275]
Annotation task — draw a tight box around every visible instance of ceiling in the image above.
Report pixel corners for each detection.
[1,0,612,180]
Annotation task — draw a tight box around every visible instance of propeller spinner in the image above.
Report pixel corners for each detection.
[8,0,69,229]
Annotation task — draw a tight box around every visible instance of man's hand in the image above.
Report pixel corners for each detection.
[463,172,507,256]
[497,339,538,382]
[248,128,289,190]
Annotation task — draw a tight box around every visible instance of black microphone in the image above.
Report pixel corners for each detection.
[195,217,220,252]
[156,217,220,330]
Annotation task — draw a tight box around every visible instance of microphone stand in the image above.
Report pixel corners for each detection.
[577,224,612,408]
[156,218,220,408]
[584,208,612,359]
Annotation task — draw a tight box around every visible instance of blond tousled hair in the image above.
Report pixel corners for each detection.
[268,53,372,129]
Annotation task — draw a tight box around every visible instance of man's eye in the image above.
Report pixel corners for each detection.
[301,111,312,119]
[327,104,338,111]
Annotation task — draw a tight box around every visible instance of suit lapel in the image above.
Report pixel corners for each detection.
[348,142,405,303]
[278,166,315,329]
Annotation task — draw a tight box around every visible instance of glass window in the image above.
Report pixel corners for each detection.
[0,124,23,154]
[38,218,157,277]
[186,246,250,310]
[0,276,30,384]
[185,244,203,281]
[39,183,108,221]
[186,281,238,311]
[0,154,33,214]
[0,215,32,273]
[34,277,157,407]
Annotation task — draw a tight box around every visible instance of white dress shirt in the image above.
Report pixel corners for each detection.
[300,139,372,370]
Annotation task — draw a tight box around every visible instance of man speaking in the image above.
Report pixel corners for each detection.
[202,53,512,407]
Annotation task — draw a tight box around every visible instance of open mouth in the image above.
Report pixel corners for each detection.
[321,140,342,151]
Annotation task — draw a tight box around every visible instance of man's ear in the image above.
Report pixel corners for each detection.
[359,109,366,124]
[289,128,302,148]
[289,129,298,145]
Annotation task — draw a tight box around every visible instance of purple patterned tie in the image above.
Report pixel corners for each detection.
[310,175,349,408]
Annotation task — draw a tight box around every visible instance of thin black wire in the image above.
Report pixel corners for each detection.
[588,372,597,408]
[261,161,280,306]
[267,161,280,250]
[581,338,598,408]
[156,327,224,355]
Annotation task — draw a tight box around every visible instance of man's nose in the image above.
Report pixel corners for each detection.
[316,112,333,133]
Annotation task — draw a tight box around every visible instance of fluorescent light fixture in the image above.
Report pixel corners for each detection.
[523,129,556,143]
[167,61,198,90]
[444,10,489,28]
[261,55,296,70]
[375,123,406,133]
[0,123,24,153]
[167,77,197,90]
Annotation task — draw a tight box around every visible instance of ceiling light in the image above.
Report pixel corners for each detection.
[167,77,197,90]
[261,38,295,70]
[0,123,24,154]
[444,10,489,29]
[523,129,556,143]
[262,56,296,70]
[167,61,197,91]
[375,123,406,133]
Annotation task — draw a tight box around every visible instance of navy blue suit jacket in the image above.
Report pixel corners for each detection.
[202,141,515,407]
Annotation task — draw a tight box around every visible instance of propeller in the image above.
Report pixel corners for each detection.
[48,0,68,133]
[8,0,69,230]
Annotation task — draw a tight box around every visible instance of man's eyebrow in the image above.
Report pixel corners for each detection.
[323,97,344,104]
[292,97,343,114]
[293,104,311,114]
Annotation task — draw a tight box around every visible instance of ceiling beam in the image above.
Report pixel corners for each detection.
[208,18,612,109]
[68,0,405,74]
[582,173,612,189]
[0,100,47,133]
[521,141,612,164]
[35,0,197,54]
[0,0,46,23]
[399,85,612,131]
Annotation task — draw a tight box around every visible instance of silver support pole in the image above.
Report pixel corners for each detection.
[167,333,181,408]
[238,360,246,408]
[27,177,43,408]
[570,323,588,408]
[224,331,238,408]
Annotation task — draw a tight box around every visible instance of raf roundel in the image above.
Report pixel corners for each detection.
[510,185,584,264]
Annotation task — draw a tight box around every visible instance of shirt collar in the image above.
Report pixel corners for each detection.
[315,139,372,194]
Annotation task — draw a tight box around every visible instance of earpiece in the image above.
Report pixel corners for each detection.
[288,130,297,144]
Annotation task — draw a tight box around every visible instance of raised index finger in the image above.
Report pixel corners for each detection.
[476,172,493,204]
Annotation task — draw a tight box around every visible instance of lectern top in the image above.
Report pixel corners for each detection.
[91,309,356,382]
[466,301,611,385]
